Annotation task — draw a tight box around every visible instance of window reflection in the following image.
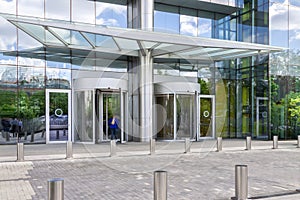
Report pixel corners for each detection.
[96,2,127,28]
[18,29,42,51]
[72,0,95,24]
[18,0,44,18]
[18,66,45,88]
[0,18,17,53]
[0,0,16,14]
[154,10,179,34]
[180,15,197,37]
[45,0,70,21]
[46,68,71,89]
[0,65,17,87]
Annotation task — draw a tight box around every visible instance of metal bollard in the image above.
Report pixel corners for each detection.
[273,135,278,149]
[154,171,167,200]
[217,137,222,152]
[66,141,73,159]
[17,143,24,162]
[150,138,155,155]
[48,178,64,200]
[246,136,251,150]
[6,132,10,141]
[297,135,300,148]
[235,165,248,200]
[110,140,116,157]
[184,138,191,153]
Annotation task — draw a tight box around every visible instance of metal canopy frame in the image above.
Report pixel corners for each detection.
[1,14,283,63]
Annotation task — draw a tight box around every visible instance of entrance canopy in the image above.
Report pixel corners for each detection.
[1,14,283,65]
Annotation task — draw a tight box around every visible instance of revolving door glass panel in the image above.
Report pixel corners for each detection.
[98,91,125,142]
[74,90,93,142]
[176,94,195,140]
[156,94,174,140]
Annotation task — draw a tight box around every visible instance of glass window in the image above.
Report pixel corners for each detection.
[180,15,197,37]
[269,1,288,47]
[45,0,70,21]
[18,0,44,18]
[72,0,95,24]
[154,10,179,34]
[18,66,45,88]
[46,68,71,89]
[198,11,213,38]
[0,65,17,87]
[0,18,17,64]
[180,8,197,37]
[18,28,43,50]
[289,2,300,50]
[0,88,17,144]
[0,0,16,14]
[96,2,127,28]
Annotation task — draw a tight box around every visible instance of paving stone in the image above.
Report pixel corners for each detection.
[0,140,300,199]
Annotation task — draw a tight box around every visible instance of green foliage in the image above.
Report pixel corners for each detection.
[287,92,300,123]
[0,89,45,119]
[49,93,68,116]
[198,79,209,94]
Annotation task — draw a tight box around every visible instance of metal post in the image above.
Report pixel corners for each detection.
[217,137,222,152]
[273,135,278,149]
[185,138,191,153]
[297,135,300,148]
[66,141,73,159]
[246,136,251,150]
[48,178,64,200]
[30,131,34,142]
[110,140,116,157]
[154,171,167,200]
[235,165,248,200]
[6,131,10,141]
[17,143,24,162]
[150,138,155,155]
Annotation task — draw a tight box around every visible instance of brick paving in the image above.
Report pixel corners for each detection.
[0,140,300,199]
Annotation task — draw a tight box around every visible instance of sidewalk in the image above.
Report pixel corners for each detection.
[0,139,300,199]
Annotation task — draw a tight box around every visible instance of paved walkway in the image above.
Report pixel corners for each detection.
[0,139,300,199]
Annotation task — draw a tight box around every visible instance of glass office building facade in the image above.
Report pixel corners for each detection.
[0,0,286,144]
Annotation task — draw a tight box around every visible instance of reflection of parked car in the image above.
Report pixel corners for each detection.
[50,115,68,130]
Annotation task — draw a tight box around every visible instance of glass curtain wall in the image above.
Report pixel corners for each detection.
[0,0,127,144]
[270,0,300,139]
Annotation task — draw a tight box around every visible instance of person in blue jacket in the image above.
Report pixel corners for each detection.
[108,115,119,140]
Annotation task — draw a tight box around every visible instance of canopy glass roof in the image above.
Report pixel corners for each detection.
[0,14,283,65]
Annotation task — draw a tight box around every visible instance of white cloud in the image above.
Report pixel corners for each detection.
[180,15,197,36]
[270,0,300,31]
[270,0,300,44]
[96,2,127,17]
[0,18,17,51]
[0,0,16,14]
[18,0,44,18]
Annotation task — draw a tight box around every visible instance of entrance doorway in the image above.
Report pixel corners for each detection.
[155,93,196,140]
[46,89,71,143]
[198,95,215,139]
[96,89,127,143]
